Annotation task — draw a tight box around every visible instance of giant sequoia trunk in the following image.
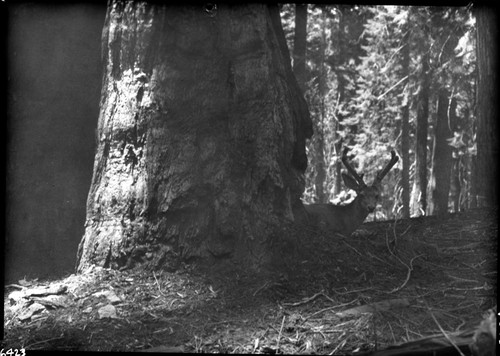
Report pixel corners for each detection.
[76,2,312,272]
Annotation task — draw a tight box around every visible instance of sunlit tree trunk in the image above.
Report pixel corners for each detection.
[76,2,312,272]
[474,6,498,207]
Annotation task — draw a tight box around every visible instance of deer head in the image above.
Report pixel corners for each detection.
[303,148,399,236]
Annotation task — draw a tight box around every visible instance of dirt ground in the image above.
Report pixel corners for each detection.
[2,208,497,354]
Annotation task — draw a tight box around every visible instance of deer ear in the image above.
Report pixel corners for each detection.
[342,173,361,191]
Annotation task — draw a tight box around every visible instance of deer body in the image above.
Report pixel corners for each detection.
[304,200,372,236]
[303,149,398,236]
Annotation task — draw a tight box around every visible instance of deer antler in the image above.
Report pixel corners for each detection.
[341,148,366,186]
[375,150,399,183]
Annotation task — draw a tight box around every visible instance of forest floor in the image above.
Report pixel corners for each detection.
[2,208,497,354]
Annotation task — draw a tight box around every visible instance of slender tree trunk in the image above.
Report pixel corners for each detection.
[401,104,410,219]
[429,91,454,215]
[475,6,498,207]
[429,17,460,216]
[410,51,429,216]
[314,132,326,203]
[400,20,410,219]
[333,140,342,196]
[293,4,307,92]
[450,156,461,212]
[76,3,312,272]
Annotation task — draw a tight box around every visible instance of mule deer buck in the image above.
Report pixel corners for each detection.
[304,148,399,236]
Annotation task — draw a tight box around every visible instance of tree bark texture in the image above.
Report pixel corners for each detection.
[292,4,307,92]
[76,2,312,272]
[429,91,454,215]
[450,156,461,212]
[313,9,328,203]
[400,26,410,219]
[475,6,498,207]
[410,51,429,216]
[314,131,326,203]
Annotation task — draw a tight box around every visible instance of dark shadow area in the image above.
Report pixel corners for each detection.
[3,208,497,353]
[6,3,106,282]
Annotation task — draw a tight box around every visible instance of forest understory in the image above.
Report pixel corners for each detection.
[3,207,496,354]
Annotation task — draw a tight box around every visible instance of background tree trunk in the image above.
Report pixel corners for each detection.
[313,9,328,203]
[293,4,307,92]
[314,132,326,203]
[76,2,312,272]
[429,91,454,215]
[400,24,410,219]
[332,6,347,197]
[474,6,498,207]
[450,156,461,212]
[410,51,429,216]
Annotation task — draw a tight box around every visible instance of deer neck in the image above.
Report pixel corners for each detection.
[343,196,371,226]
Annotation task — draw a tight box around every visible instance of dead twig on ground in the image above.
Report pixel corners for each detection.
[152,272,167,297]
[448,275,479,283]
[400,224,412,237]
[304,299,359,321]
[367,252,393,266]
[387,322,396,344]
[341,239,363,256]
[25,336,65,349]
[332,287,374,295]
[388,254,423,293]
[253,281,271,297]
[283,291,337,307]
[426,303,467,356]
[329,334,349,355]
[276,316,285,352]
